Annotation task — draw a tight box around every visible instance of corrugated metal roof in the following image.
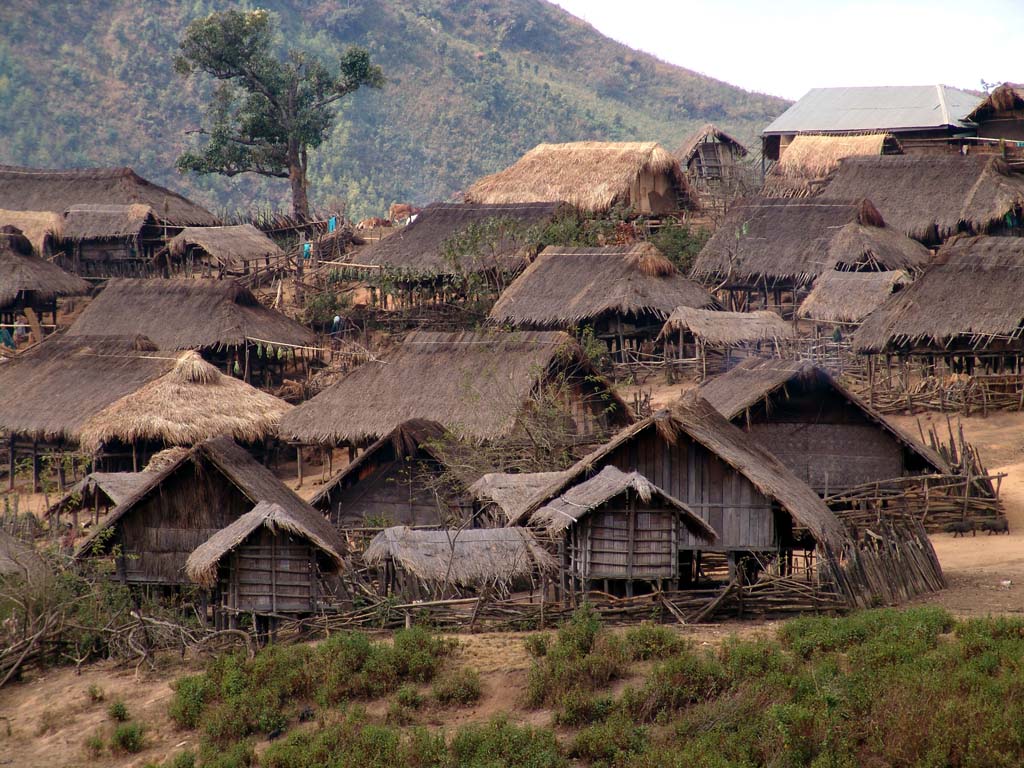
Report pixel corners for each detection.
[764,85,980,135]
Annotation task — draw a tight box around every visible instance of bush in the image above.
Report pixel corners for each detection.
[451,717,567,768]
[552,689,614,727]
[199,741,255,768]
[110,722,146,754]
[571,711,647,765]
[169,674,216,729]
[36,708,61,736]
[396,684,425,709]
[107,700,129,722]
[623,624,686,661]
[432,667,482,706]
[84,731,105,759]
[622,650,726,722]
[86,684,105,703]
[523,633,551,658]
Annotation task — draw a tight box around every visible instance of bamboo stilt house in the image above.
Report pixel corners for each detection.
[0,225,90,332]
[466,142,695,215]
[797,269,909,330]
[762,133,902,198]
[186,500,345,622]
[488,243,717,362]
[164,225,286,281]
[819,155,1024,244]
[656,307,796,379]
[363,526,555,601]
[532,466,716,596]
[56,204,162,278]
[66,279,315,387]
[691,197,931,313]
[676,124,748,189]
[280,330,631,447]
[75,436,317,587]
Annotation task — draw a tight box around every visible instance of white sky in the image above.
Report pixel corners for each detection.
[551,0,1023,100]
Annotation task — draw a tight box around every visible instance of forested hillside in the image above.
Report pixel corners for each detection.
[0,1,788,219]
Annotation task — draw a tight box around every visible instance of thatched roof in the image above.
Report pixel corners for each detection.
[698,358,947,471]
[281,330,628,445]
[363,526,555,586]
[465,141,692,213]
[658,307,795,346]
[186,501,345,587]
[532,465,717,541]
[0,165,216,226]
[467,471,569,524]
[67,279,314,350]
[0,227,91,306]
[168,225,284,271]
[763,134,900,198]
[77,351,292,452]
[61,204,155,242]
[0,530,47,583]
[676,123,748,164]
[488,243,717,327]
[691,197,932,286]
[798,269,909,324]
[76,436,314,557]
[820,155,1024,242]
[510,397,849,549]
[0,210,63,254]
[966,83,1024,123]
[346,202,563,275]
[46,470,155,520]
[0,334,171,441]
[853,235,1024,353]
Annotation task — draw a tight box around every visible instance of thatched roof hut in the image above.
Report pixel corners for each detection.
[466,141,693,215]
[676,124,748,166]
[798,269,909,326]
[0,165,216,226]
[346,202,563,277]
[0,530,47,583]
[488,243,717,329]
[60,204,156,242]
[0,210,63,255]
[167,225,285,276]
[468,471,569,525]
[820,155,1024,243]
[763,134,901,198]
[186,500,345,588]
[67,279,314,351]
[0,225,91,308]
[363,526,555,589]
[966,83,1024,126]
[691,197,932,289]
[853,236,1024,354]
[658,307,796,347]
[77,351,292,454]
[280,330,630,445]
[0,335,171,443]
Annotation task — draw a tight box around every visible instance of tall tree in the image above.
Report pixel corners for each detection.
[174,9,383,218]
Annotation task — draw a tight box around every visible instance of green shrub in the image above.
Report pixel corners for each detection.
[523,633,551,658]
[169,674,216,729]
[86,684,105,703]
[199,741,255,768]
[432,667,482,706]
[84,731,105,759]
[571,710,647,765]
[623,623,687,660]
[553,689,614,727]
[450,717,566,768]
[110,722,146,754]
[168,752,197,768]
[622,649,726,722]
[396,684,425,709]
[107,700,129,722]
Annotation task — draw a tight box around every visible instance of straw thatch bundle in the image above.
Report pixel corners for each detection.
[0,210,63,254]
[281,330,626,445]
[465,141,692,213]
[67,279,314,350]
[510,397,849,549]
[347,202,563,275]
[967,83,1024,122]
[763,134,898,198]
[854,235,1024,353]
[468,471,569,524]
[488,243,717,327]
[0,226,91,306]
[820,155,1024,242]
[531,465,717,541]
[186,501,345,587]
[363,526,555,586]
[692,197,931,287]
[77,351,292,453]
[658,307,795,347]
[0,530,47,583]
[60,204,155,241]
[0,334,171,441]
[168,225,284,271]
[676,123,748,164]
[798,269,908,324]
[0,165,216,225]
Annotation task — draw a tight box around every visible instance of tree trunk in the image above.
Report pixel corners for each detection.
[289,161,309,220]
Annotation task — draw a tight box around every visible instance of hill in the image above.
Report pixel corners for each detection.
[0,1,789,219]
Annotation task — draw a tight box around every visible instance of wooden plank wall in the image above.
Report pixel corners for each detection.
[222,527,317,613]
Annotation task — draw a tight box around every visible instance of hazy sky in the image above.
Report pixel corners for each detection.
[551,0,1022,100]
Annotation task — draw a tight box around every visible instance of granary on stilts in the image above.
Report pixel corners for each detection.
[676,124,749,193]
[488,242,718,364]
[363,526,555,601]
[656,307,796,379]
[466,142,696,216]
[66,279,316,387]
[163,224,286,283]
[56,204,163,277]
[186,500,346,629]
[691,197,931,314]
